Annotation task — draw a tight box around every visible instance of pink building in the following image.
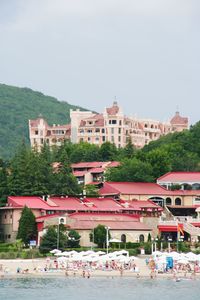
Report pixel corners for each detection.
[29,117,71,151]
[29,102,188,150]
[71,161,120,185]
[70,102,188,148]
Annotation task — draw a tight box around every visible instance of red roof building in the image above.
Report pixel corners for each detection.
[157,172,200,190]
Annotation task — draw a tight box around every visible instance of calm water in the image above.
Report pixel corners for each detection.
[0,277,199,300]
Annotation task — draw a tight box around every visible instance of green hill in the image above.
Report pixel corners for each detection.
[0,83,87,159]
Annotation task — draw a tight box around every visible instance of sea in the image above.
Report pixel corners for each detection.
[0,277,199,300]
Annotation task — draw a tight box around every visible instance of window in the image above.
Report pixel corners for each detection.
[111,136,114,142]
[175,198,181,206]
[119,120,122,126]
[139,234,145,242]
[102,136,106,142]
[4,215,7,219]
[102,129,105,133]
[118,128,121,134]
[40,138,44,144]
[166,197,172,205]
[151,124,154,128]
[118,136,121,142]
[111,128,114,134]
[144,124,148,128]
[121,234,126,243]
[88,137,91,141]
[109,120,117,124]
[35,130,38,135]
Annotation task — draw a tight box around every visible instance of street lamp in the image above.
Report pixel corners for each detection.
[105,226,110,254]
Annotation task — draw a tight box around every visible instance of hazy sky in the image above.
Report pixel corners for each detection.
[0,0,199,124]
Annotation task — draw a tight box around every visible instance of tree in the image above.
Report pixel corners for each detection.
[0,159,9,205]
[8,141,31,195]
[91,224,111,248]
[106,158,154,182]
[99,142,117,161]
[122,137,136,159]
[144,148,172,180]
[67,230,81,248]
[17,206,37,246]
[39,225,67,253]
[84,184,99,197]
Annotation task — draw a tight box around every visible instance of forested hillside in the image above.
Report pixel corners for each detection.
[0,83,86,159]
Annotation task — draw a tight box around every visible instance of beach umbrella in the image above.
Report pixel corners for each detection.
[109,238,122,243]
[57,256,69,262]
[50,249,62,254]
[177,258,189,264]
[54,252,64,256]
[96,251,106,255]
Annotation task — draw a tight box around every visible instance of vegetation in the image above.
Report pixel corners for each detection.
[90,225,111,248]
[39,225,68,253]
[17,206,37,246]
[0,83,87,159]
[67,230,81,248]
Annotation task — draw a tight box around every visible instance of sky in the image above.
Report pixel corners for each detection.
[0,0,199,124]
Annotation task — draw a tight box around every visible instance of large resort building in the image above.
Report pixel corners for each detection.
[29,102,188,150]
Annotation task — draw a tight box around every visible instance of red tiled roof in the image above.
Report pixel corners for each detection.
[106,161,120,168]
[71,162,106,169]
[82,198,121,211]
[157,172,200,183]
[90,168,104,174]
[68,212,151,230]
[99,182,171,196]
[80,114,104,127]
[73,171,88,177]
[49,197,87,211]
[106,103,119,115]
[170,112,188,125]
[120,199,163,211]
[8,196,52,210]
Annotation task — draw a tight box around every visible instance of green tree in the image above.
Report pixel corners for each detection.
[91,224,111,248]
[144,148,172,180]
[8,141,31,195]
[17,206,37,246]
[106,158,154,182]
[99,142,118,161]
[0,159,9,205]
[122,137,136,159]
[84,184,99,197]
[39,225,67,253]
[67,230,81,248]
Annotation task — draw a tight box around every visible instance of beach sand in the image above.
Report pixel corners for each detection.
[0,257,199,279]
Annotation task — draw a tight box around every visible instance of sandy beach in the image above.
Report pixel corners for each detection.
[0,257,199,280]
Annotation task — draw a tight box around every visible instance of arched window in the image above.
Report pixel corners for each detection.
[175,198,181,206]
[166,197,172,205]
[151,124,154,128]
[121,234,126,243]
[139,234,145,243]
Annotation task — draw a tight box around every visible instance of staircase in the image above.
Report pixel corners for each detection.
[161,206,174,221]
[183,222,200,237]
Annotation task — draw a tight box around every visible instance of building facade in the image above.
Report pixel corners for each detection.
[29,102,188,150]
